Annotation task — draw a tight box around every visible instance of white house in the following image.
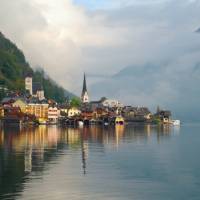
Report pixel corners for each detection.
[102,99,123,108]
[68,107,81,118]
[48,107,60,124]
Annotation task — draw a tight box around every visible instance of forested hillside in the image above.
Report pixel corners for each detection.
[0,32,75,102]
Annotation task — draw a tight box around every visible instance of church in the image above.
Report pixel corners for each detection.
[81,73,89,103]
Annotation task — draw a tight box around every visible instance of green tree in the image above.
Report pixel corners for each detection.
[70,97,81,108]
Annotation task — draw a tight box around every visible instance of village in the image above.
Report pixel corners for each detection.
[0,73,175,127]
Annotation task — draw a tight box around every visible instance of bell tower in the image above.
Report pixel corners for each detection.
[81,73,89,103]
[25,74,33,95]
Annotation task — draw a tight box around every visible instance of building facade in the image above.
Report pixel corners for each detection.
[48,107,60,123]
[36,90,45,101]
[25,76,33,95]
[102,99,123,108]
[68,107,81,118]
[26,102,49,120]
[12,99,27,113]
[0,105,4,118]
[25,75,45,100]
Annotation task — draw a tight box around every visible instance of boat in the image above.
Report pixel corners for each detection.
[90,119,96,125]
[78,121,84,127]
[115,116,125,125]
[172,120,181,126]
[104,122,109,126]
[38,118,48,125]
[48,119,58,125]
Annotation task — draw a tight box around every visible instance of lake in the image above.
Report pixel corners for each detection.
[0,124,200,200]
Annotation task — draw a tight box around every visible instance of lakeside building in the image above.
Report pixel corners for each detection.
[3,106,24,123]
[0,72,174,126]
[122,106,152,122]
[13,98,27,113]
[26,98,49,121]
[81,97,122,112]
[25,74,45,100]
[1,97,16,107]
[1,96,59,123]
[59,103,81,118]
[48,106,60,124]
[85,100,104,111]
[67,107,81,118]
[102,99,123,108]
[81,73,89,103]
[0,105,4,118]
[155,110,171,124]
[32,83,45,100]
[59,105,68,116]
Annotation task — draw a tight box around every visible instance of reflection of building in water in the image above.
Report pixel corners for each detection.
[146,124,151,137]
[65,128,80,145]
[81,140,88,175]
[122,124,172,143]
[0,124,177,174]
[81,128,89,175]
[115,125,125,148]
[173,126,180,135]
[24,148,32,172]
[156,124,171,143]
[0,126,62,172]
[0,129,4,145]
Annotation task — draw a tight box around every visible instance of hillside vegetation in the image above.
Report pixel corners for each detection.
[0,32,75,102]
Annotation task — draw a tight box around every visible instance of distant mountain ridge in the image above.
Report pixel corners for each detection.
[90,61,200,122]
[195,27,200,33]
[0,32,75,102]
[113,63,160,78]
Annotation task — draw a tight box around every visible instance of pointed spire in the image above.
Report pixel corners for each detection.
[82,73,87,96]
[81,73,89,103]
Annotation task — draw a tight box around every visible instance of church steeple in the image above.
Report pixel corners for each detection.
[81,73,89,103]
[82,73,87,96]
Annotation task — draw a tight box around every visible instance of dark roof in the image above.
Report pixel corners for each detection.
[123,106,151,115]
[1,96,28,104]
[27,97,48,104]
[24,71,33,78]
[33,82,43,94]
[90,101,102,105]
[158,110,171,117]
[1,97,15,104]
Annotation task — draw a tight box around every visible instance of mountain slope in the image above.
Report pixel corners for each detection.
[0,32,32,90]
[0,32,75,102]
[90,62,200,122]
[195,27,200,33]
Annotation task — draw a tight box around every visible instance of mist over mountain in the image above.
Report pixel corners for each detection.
[195,27,200,33]
[0,32,75,102]
[90,61,200,122]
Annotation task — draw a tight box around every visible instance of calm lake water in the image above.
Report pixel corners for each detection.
[0,124,200,200]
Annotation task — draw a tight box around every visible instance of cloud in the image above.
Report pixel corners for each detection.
[0,0,200,120]
[0,0,138,91]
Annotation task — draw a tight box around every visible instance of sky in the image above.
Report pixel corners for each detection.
[0,0,200,120]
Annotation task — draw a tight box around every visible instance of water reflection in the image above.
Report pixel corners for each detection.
[0,125,178,172]
[0,124,179,199]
